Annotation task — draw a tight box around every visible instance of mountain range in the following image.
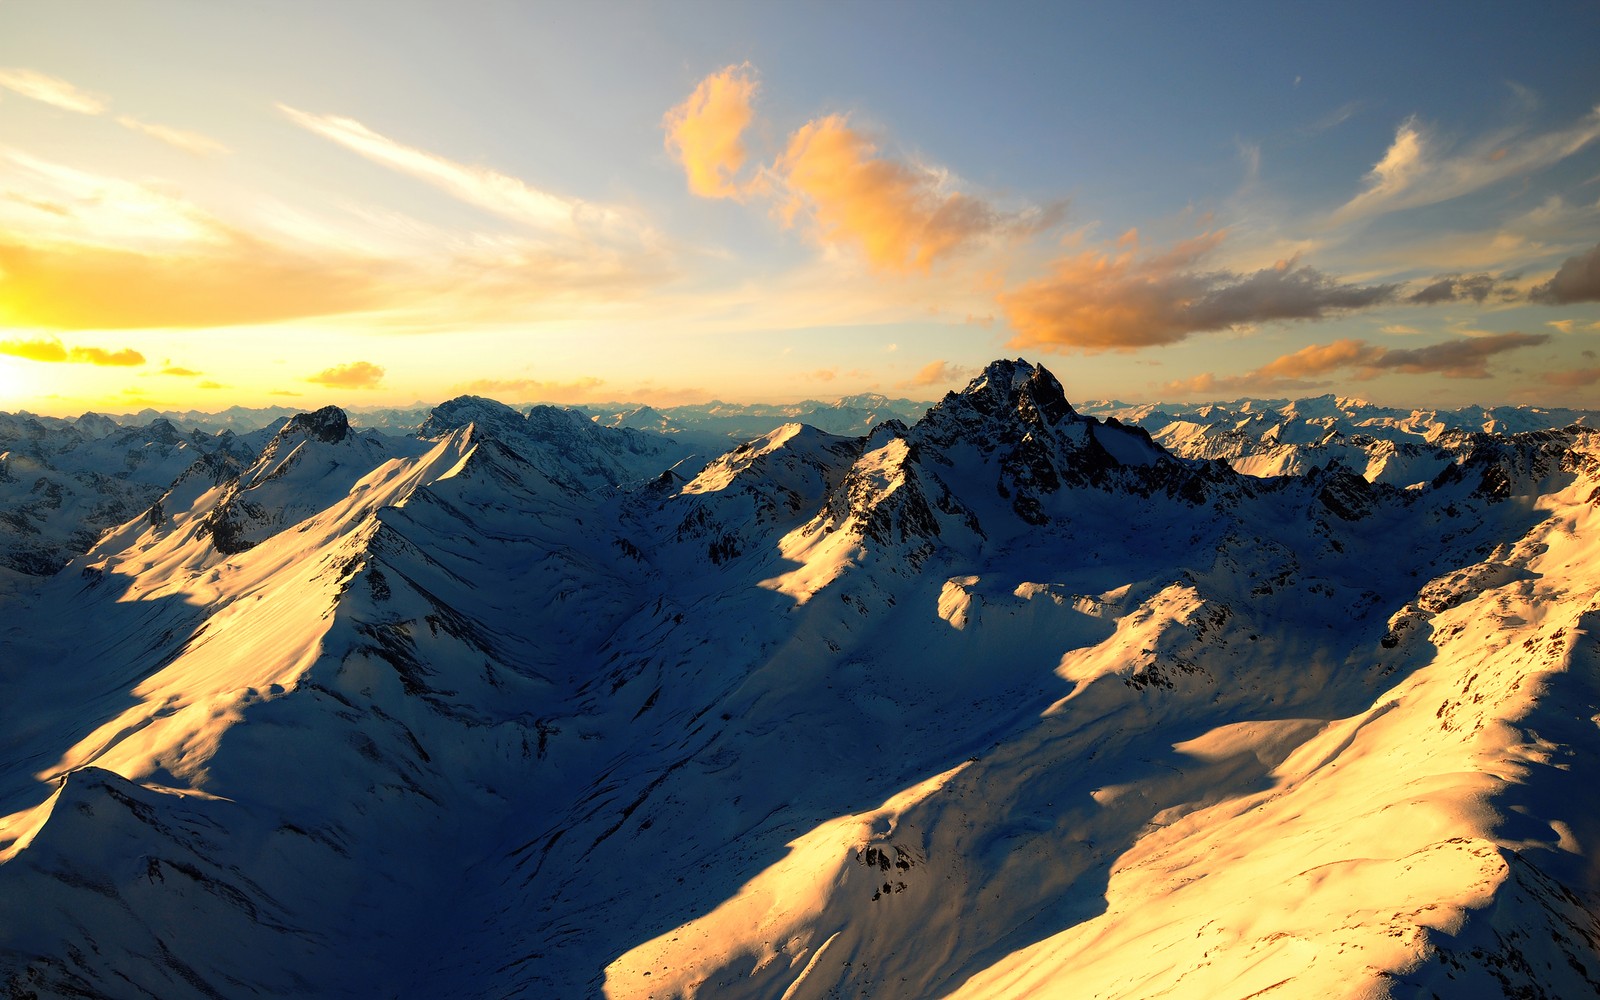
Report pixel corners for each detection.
[1,360,1597,998]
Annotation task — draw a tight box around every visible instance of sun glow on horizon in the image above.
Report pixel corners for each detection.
[0,4,1596,415]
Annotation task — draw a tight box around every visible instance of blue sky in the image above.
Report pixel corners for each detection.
[1,0,1597,414]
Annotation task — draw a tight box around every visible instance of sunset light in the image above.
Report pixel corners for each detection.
[3,6,1600,998]
[0,4,1596,417]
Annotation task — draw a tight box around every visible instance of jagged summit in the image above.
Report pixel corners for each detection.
[416,394,526,440]
[145,417,183,447]
[278,405,351,444]
[932,358,1079,431]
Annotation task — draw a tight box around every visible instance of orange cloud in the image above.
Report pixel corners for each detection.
[1001,234,1397,352]
[1255,338,1380,379]
[307,361,385,389]
[0,234,387,329]
[1164,332,1550,396]
[663,64,759,199]
[158,366,202,376]
[776,115,1003,272]
[899,359,975,389]
[0,338,144,365]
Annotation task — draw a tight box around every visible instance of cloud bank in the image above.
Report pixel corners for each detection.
[0,338,144,365]
[1165,331,1550,395]
[1530,242,1600,304]
[1001,234,1398,352]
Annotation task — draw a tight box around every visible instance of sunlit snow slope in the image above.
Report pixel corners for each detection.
[1,364,1597,999]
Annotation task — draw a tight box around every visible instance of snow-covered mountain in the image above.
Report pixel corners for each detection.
[1078,396,1600,487]
[0,411,276,597]
[1,361,1597,998]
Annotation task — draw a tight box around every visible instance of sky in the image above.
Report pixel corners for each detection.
[1,0,1599,417]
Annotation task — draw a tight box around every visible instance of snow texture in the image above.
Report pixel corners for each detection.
[1,362,1598,999]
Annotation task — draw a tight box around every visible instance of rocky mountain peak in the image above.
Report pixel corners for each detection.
[933,358,1078,432]
[279,405,351,444]
[416,395,525,441]
[145,418,183,447]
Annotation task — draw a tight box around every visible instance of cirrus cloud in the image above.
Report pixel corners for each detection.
[0,67,104,114]
[1333,104,1600,223]
[115,116,230,157]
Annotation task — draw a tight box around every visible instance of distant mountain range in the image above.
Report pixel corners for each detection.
[2,363,1597,997]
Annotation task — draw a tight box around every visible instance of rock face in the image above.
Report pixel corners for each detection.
[282,404,352,444]
[2,362,1599,1000]
[0,411,271,594]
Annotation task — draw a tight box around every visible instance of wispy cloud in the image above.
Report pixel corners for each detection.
[1530,241,1600,304]
[115,116,229,156]
[1333,105,1600,223]
[899,359,975,388]
[0,68,104,114]
[0,152,672,331]
[663,64,759,199]
[1000,232,1397,352]
[306,361,385,389]
[1301,100,1363,136]
[0,337,144,365]
[158,366,202,376]
[1164,331,1550,395]
[279,104,636,239]
[0,67,227,156]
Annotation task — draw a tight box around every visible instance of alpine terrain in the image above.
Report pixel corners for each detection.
[1,359,1597,999]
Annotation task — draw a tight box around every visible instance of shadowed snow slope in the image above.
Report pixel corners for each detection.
[1,366,1598,999]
